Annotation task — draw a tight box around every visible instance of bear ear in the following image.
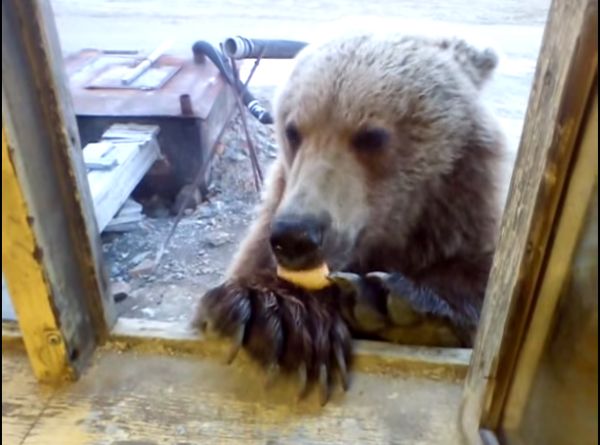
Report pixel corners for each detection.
[440,38,499,90]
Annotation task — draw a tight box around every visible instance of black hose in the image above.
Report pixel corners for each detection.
[223,36,307,59]
[191,40,274,124]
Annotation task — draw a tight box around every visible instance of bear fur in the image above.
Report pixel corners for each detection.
[194,33,506,402]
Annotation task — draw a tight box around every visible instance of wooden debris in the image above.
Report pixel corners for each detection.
[105,199,145,233]
[83,141,119,171]
[129,258,156,278]
[85,124,160,232]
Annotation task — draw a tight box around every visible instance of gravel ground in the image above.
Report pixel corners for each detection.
[101,101,278,322]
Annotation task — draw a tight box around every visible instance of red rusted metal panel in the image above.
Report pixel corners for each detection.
[65,50,227,120]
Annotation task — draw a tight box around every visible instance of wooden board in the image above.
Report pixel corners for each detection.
[104,199,145,232]
[504,180,597,445]
[2,351,55,445]
[501,91,598,433]
[2,128,73,382]
[460,0,598,441]
[3,348,466,445]
[110,318,472,382]
[86,124,160,232]
[2,0,116,357]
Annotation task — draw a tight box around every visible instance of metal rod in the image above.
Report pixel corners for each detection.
[192,40,274,124]
[152,52,266,273]
[223,36,307,59]
[121,39,173,86]
[230,56,264,190]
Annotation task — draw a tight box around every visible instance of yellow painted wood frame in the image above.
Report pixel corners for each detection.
[2,127,73,382]
[2,0,117,380]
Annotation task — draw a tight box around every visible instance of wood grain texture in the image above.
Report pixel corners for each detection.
[111,317,471,381]
[2,0,116,352]
[505,181,597,445]
[460,0,598,440]
[501,90,598,432]
[86,130,160,232]
[3,348,465,445]
[2,128,73,382]
[2,350,55,445]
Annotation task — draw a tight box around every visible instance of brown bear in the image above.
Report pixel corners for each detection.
[193,33,506,404]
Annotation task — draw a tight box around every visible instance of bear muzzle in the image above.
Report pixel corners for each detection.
[269,213,326,270]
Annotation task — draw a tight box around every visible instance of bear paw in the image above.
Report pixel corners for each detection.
[329,271,468,347]
[193,274,352,405]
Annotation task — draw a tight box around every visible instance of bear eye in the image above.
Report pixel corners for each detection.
[285,124,302,151]
[351,128,390,151]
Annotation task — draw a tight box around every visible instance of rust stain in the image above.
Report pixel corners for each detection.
[66,50,229,119]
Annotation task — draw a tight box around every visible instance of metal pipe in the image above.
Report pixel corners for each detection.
[179,94,194,116]
[121,39,173,86]
[223,36,307,59]
[191,40,273,124]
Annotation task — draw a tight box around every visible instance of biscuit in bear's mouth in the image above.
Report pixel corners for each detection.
[276,263,331,290]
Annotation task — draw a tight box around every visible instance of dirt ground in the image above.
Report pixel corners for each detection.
[101,101,279,322]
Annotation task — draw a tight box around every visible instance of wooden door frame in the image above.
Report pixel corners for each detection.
[460,0,598,442]
[2,0,116,382]
[1,3,597,441]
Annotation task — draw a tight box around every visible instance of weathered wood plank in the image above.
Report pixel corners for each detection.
[460,0,598,441]
[2,350,55,445]
[110,318,471,381]
[86,125,159,232]
[3,349,464,445]
[2,128,73,382]
[504,182,597,444]
[82,141,120,170]
[114,199,144,218]
[501,90,598,432]
[2,0,116,368]
[104,199,145,232]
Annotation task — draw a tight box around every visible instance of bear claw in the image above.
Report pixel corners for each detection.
[297,363,309,400]
[328,271,363,293]
[318,364,330,406]
[195,276,353,405]
[226,324,245,364]
[366,272,423,326]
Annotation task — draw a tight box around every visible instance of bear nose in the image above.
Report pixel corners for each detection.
[270,215,324,270]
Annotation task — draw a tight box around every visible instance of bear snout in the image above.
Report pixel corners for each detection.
[269,214,326,270]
